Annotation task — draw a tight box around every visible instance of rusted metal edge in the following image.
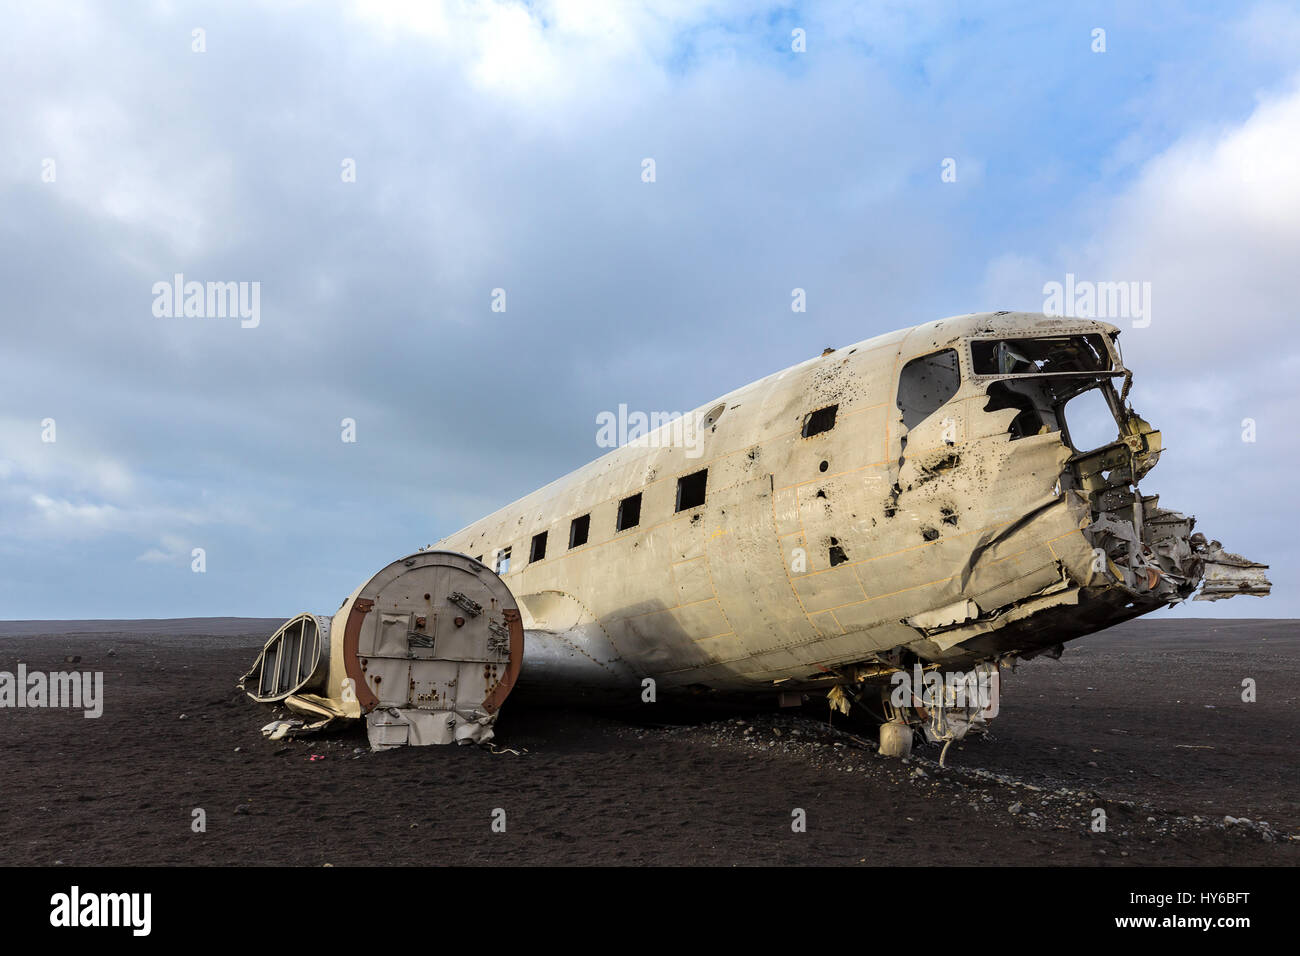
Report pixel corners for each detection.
[342,597,378,713]
[482,607,523,714]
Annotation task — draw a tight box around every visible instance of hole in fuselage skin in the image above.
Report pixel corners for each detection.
[802,404,839,438]
[815,489,826,499]
[921,527,939,542]
[829,537,849,566]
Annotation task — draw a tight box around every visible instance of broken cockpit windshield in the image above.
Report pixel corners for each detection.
[1061,386,1121,452]
[984,375,1121,447]
[971,334,1112,376]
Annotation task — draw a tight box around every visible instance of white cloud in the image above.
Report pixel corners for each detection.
[980,76,1300,613]
[0,416,238,548]
[348,0,667,103]
[985,76,1300,370]
[136,532,193,565]
[30,493,122,530]
[0,416,136,499]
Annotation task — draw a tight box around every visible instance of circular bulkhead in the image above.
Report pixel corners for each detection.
[337,551,524,748]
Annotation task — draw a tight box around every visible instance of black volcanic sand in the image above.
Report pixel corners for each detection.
[0,617,1295,866]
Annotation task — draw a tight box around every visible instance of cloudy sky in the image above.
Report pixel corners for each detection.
[1,1,1297,620]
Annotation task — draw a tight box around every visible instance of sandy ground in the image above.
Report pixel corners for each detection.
[0,616,1295,866]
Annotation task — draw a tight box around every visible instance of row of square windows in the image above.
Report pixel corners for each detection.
[478,402,845,575]
[482,467,709,573]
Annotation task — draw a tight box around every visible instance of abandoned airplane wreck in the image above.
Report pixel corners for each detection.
[241,311,1270,753]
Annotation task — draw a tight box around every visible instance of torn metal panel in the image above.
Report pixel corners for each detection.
[906,599,981,631]
[260,716,340,740]
[280,693,353,722]
[366,708,498,748]
[1195,542,1272,601]
[918,583,1081,653]
[918,661,999,744]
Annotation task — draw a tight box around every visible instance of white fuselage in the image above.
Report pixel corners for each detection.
[434,312,1139,693]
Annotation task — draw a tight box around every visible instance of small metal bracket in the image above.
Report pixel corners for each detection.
[448,591,483,616]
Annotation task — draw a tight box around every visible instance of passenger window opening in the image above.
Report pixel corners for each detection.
[616,493,642,531]
[569,514,590,549]
[529,531,548,563]
[801,404,839,438]
[897,349,961,430]
[676,469,708,512]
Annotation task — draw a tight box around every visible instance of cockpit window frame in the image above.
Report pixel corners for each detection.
[966,332,1122,380]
